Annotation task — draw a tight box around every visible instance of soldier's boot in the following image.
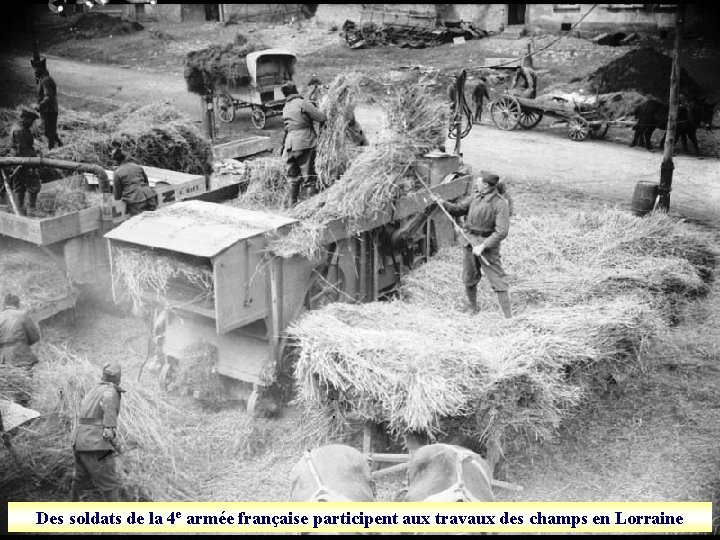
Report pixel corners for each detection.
[462,285,479,314]
[289,180,301,205]
[70,480,81,502]
[28,192,38,215]
[101,488,121,502]
[497,291,512,319]
[15,189,26,216]
[305,184,318,198]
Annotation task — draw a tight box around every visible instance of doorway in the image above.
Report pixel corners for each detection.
[507,4,526,25]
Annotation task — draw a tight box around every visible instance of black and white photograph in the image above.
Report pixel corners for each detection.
[1,1,719,533]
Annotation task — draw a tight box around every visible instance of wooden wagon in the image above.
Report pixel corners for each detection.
[489,93,610,141]
[104,166,471,413]
[214,49,296,129]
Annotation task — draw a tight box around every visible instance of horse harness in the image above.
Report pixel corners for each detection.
[421,448,494,503]
[302,450,376,502]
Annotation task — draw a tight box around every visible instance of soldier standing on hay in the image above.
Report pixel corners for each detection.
[0,294,41,406]
[71,363,125,502]
[9,108,43,216]
[111,147,159,216]
[280,81,327,205]
[31,57,63,150]
[439,171,513,318]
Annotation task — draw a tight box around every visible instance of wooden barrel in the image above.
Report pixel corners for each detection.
[631,181,659,217]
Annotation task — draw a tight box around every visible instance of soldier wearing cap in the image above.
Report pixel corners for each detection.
[280,81,327,205]
[440,171,513,318]
[111,147,158,216]
[71,363,125,502]
[31,57,63,150]
[0,293,41,405]
[10,109,42,215]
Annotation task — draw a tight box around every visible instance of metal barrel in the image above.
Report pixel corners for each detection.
[631,181,659,217]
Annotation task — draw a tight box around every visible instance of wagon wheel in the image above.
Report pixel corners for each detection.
[158,356,179,392]
[215,93,235,123]
[589,113,610,139]
[251,106,267,130]
[304,262,346,310]
[490,96,522,131]
[518,110,543,129]
[568,115,590,142]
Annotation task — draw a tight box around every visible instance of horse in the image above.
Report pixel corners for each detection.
[289,444,376,502]
[630,98,715,156]
[398,444,495,503]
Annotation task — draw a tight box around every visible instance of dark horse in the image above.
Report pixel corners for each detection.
[630,98,715,156]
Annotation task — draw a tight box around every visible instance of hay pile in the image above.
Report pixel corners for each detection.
[314,72,366,188]
[291,203,714,451]
[575,47,704,102]
[174,343,234,409]
[0,239,74,318]
[224,157,289,210]
[0,344,187,501]
[535,90,651,120]
[184,42,265,95]
[111,246,214,309]
[291,297,660,445]
[68,13,144,40]
[47,102,213,176]
[33,175,103,217]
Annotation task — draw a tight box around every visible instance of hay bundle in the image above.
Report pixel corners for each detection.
[315,72,366,188]
[291,298,654,444]
[0,241,74,318]
[174,343,233,409]
[0,344,184,501]
[0,365,32,405]
[184,42,265,95]
[111,246,214,309]
[34,175,103,216]
[225,157,289,210]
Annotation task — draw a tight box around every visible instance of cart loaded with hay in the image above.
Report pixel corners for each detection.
[185,44,297,129]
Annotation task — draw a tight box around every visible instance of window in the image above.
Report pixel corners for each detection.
[553,4,581,11]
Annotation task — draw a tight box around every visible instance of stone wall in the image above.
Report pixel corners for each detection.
[222,4,304,24]
[442,4,507,32]
[314,4,366,27]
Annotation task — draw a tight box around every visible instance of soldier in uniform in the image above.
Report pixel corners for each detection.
[510,65,537,99]
[71,363,125,502]
[0,293,41,405]
[112,147,158,216]
[439,171,513,318]
[472,77,490,124]
[280,82,327,205]
[10,108,42,215]
[31,57,63,150]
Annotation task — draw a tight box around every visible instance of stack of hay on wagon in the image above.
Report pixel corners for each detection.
[289,186,715,455]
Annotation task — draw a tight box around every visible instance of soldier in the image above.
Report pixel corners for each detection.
[280,81,327,205]
[31,57,63,150]
[71,363,125,502]
[510,65,537,99]
[112,147,158,216]
[439,171,513,318]
[10,108,42,216]
[472,77,491,124]
[0,293,41,406]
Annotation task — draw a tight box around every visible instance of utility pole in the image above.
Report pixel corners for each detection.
[658,4,685,212]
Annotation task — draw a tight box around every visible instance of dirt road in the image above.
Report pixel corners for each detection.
[461,122,720,228]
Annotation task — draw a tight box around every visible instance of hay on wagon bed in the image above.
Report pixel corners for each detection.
[290,297,656,446]
[0,344,185,502]
[224,156,289,210]
[111,246,214,310]
[34,174,103,217]
[184,42,266,95]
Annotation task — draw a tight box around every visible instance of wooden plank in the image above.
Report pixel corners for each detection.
[37,208,102,246]
[371,462,408,479]
[267,256,283,364]
[188,182,241,203]
[0,212,42,244]
[212,136,274,160]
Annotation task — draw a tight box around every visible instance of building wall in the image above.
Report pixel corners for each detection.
[222,4,304,24]
[442,4,508,31]
[314,4,364,26]
[527,4,698,36]
[314,4,438,28]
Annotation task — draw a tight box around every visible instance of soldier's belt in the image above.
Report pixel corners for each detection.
[78,418,104,426]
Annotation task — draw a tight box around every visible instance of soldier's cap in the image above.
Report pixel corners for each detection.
[20,108,39,121]
[3,293,20,307]
[31,57,46,70]
[480,170,500,186]
[101,363,122,385]
[308,75,322,86]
